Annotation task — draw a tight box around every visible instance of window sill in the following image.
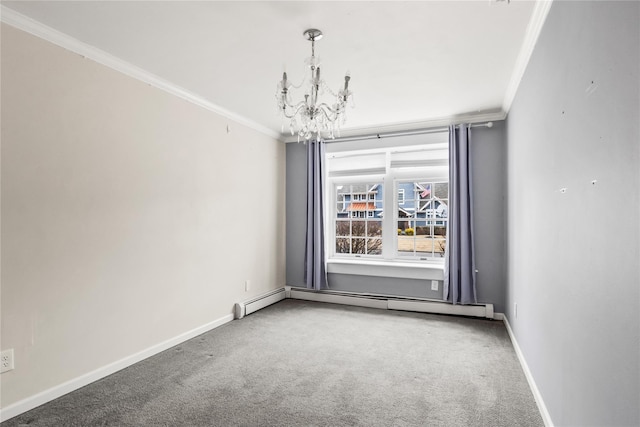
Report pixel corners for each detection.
[327,258,445,281]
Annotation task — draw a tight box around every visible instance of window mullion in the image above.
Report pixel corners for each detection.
[382,152,395,260]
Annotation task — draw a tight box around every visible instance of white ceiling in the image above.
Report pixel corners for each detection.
[2,1,545,140]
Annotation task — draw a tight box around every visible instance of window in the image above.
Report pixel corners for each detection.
[335,183,382,255]
[396,181,448,258]
[326,138,449,263]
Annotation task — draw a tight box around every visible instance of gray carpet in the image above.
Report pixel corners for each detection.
[2,299,544,426]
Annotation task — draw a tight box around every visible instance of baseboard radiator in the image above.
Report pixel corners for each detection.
[287,287,495,319]
[234,288,287,319]
[234,286,494,320]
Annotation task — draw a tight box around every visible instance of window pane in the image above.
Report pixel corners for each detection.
[434,182,448,199]
[336,238,350,254]
[352,221,366,236]
[351,238,366,254]
[434,223,446,236]
[418,182,432,200]
[416,225,432,237]
[336,221,350,237]
[434,238,446,257]
[367,221,382,237]
[415,235,432,255]
[397,233,416,256]
[351,183,368,193]
[366,239,382,255]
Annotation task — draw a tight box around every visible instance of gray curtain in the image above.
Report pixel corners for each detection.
[444,124,477,304]
[304,139,327,290]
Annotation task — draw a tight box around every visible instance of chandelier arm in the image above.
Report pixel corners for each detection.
[316,105,335,123]
[281,102,308,119]
[316,103,341,115]
[280,98,305,111]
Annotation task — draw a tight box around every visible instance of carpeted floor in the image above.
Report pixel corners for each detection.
[2,299,544,426]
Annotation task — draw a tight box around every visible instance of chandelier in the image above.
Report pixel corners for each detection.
[276,29,353,141]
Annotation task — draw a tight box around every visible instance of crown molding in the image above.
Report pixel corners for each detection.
[1,2,542,144]
[502,0,554,114]
[0,5,281,141]
[281,110,507,143]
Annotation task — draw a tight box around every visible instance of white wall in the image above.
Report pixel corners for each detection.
[1,24,285,409]
[506,2,639,425]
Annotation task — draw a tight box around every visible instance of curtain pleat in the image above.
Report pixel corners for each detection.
[304,140,327,290]
[444,125,477,304]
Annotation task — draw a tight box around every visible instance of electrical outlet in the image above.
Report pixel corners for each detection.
[1,349,14,373]
[245,280,250,292]
[431,280,439,291]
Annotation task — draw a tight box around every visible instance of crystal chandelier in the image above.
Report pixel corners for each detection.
[276,29,353,141]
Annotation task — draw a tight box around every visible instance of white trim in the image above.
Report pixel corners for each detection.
[0,5,280,141]
[0,313,234,422]
[502,0,554,113]
[327,258,444,280]
[502,315,554,427]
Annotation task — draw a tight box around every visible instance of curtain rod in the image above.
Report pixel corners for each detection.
[325,121,494,144]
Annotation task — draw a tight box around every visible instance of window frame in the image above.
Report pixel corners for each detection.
[326,146,449,265]
[394,179,449,261]
[329,178,385,259]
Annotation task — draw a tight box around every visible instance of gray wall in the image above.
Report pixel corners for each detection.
[472,121,507,313]
[506,2,639,426]
[285,140,308,291]
[286,122,507,312]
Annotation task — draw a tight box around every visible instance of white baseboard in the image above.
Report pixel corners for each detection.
[0,295,534,423]
[0,313,234,422]
[502,315,554,427]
